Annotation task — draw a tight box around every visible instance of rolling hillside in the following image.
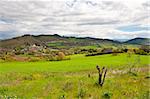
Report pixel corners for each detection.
[125,38,150,45]
[0,34,121,49]
[0,34,149,49]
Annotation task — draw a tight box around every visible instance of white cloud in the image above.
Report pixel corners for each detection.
[0,0,149,39]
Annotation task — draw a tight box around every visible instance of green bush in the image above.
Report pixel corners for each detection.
[102,92,113,99]
[135,49,149,55]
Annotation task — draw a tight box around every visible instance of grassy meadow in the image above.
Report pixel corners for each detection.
[0,53,150,98]
[0,54,149,72]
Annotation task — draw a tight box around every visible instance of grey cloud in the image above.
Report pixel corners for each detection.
[58,12,84,17]
[86,1,98,6]
[77,20,119,26]
[0,17,16,24]
[0,0,149,39]
[0,31,18,39]
[142,1,150,8]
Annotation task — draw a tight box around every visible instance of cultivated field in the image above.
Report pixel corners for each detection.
[0,54,149,98]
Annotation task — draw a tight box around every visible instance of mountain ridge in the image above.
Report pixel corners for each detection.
[0,34,149,49]
[125,37,150,45]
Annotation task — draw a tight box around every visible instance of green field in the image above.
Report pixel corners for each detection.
[0,54,149,72]
[0,54,149,98]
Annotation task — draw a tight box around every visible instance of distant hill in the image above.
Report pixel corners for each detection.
[125,38,150,45]
[0,34,121,49]
[0,34,149,49]
[0,34,46,49]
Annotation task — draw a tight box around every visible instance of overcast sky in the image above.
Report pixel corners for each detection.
[0,0,149,40]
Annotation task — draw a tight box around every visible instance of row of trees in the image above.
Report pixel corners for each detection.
[0,44,149,62]
[85,45,149,56]
[0,51,70,62]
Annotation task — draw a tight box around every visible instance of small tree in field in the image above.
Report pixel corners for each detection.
[57,52,65,60]
[96,65,107,87]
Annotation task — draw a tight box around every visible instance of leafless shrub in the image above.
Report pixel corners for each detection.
[96,65,107,87]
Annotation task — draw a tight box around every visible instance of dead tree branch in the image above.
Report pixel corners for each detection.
[96,65,107,86]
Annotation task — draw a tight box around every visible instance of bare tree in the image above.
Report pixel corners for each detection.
[96,65,107,86]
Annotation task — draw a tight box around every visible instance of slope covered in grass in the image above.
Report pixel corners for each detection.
[0,65,149,98]
[0,54,149,98]
[0,54,149,72]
